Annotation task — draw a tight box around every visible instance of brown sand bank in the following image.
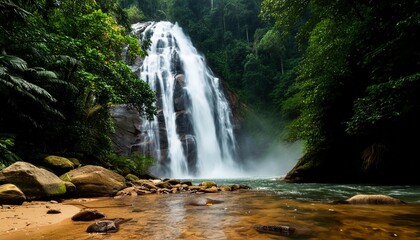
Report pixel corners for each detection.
[0,200,84,238]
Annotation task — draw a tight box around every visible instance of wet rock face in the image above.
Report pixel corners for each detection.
[173,74,189,112]
[176,111,194,135]
[181,135,197,174]
[110,105,141,155]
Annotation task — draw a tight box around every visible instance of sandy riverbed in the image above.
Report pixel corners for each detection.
[0,199,101,238]
[1,193,420,240]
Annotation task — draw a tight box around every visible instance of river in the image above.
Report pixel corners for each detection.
[2,178,420,240]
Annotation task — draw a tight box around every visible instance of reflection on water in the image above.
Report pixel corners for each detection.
[3,189,420,240]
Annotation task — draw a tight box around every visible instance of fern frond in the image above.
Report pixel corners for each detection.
[33,69,58,79]
[0,0,31,20]
[8,74,56,102]
[0,55,27,71]
[0,66,7,75]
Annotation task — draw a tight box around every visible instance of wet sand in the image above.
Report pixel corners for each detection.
[0,200,80,236]
[1,191,419,240]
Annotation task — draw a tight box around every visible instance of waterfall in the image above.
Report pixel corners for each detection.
[131,21,241,178]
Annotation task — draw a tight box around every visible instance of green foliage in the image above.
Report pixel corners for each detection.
[0,0,156,166]
[125,5,146,24]
[282,17,358,150]
[347,73,420,134]
[107,153,155,176]
[0,136,20,169]
[262,0,420,180]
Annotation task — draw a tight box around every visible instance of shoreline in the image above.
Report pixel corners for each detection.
[0,200,87,237]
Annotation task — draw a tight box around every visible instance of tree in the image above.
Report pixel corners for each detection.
[0,0,156,166]
[261,0,420,182]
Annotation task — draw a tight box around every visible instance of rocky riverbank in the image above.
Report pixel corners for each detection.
[0,160,252,204]
[0,159,251,236]
[0,159,410,238]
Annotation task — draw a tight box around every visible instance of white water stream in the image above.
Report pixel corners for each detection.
[131,21,241,178]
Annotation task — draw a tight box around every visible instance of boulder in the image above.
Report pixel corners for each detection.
[60,165,126,197]
[86,218,131,233]
[219,185,232,191]
[0,184,26,205]
[43,155,75,174]
[67,158,81,167]
[64,181,77,195]
[165,179,181,185]
[72,209,106,221]
[125,174,139,182]
[344,194,405,205]
[199,181,217,188]
[204,186,219,193]
[133,180,158,190]
[0,162,66,200]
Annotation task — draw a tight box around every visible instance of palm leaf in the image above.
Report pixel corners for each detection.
[0,55,27,71]
[0,0,31,20]
[8,74,56,102]
[32,69,58,79]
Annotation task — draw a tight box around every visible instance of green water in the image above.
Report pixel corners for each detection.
[187,178,420,203]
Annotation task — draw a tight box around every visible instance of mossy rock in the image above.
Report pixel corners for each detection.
[125,174,139,182]
[0,184,26,205]
[67,158,81,167]
[64,181,77,194]
[199,181,217,188]
[44,155,75,175]
[0,161,66,200]
[59,165,126,197]
[219,185,232,191]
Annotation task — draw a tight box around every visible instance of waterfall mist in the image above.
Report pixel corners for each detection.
[241,140,303,178]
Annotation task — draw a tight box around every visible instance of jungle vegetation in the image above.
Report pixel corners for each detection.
[1,0,419,182]
[0,0,155,170]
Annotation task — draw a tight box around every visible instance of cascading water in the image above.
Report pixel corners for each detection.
[131,21,241,178]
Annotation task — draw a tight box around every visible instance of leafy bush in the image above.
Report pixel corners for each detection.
[0,136,20,170]
[107,153,155,177]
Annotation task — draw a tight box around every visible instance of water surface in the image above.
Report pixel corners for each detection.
[2,179,420,240]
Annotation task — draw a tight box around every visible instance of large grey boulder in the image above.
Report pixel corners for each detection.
[0,161,66,200]
[110,104,141,155]
[0,183,26,205]
[60,165,126,197]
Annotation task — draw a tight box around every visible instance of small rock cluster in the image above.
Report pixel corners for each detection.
[116,179,251,196]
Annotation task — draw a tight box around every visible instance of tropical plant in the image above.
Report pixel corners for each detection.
[0,0,156,166]
[261,0,420,181]
[107,152,155,176]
